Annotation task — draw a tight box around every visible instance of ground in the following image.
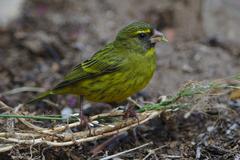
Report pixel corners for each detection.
[0,0,240,159]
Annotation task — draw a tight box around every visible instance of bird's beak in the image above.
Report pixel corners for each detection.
[150,29,168,43]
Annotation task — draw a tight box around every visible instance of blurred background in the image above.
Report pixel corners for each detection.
[0,0,240,105]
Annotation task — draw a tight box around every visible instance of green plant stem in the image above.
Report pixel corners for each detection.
[0,114,64,120]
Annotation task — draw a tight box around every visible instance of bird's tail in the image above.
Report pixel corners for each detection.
[26,90,53,104]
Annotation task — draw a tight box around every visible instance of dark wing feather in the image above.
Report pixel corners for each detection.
[53,43,124,90]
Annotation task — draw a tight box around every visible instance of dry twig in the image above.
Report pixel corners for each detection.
[1,87,44,96]
[0,100,162,153]
[100,141,153,160]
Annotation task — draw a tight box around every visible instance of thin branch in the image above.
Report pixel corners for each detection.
[143,144,169,160]
[100,142,153,160]
[127,97,143,108]
[160,154,181,159]
[0,132,40,138]
[0,144,14,153]
[1,87,45,96]
[0,101,13,112]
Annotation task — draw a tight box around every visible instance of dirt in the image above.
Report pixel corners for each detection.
[0,0,240,159]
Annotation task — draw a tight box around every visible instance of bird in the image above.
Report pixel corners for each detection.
[27,21,168,118]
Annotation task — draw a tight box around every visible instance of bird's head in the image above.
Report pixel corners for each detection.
[115,21,167,53]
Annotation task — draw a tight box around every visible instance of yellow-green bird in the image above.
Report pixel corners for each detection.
[27,21,167,112]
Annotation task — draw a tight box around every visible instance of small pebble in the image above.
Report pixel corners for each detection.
[207,126,215,132]
[61,107,73,119]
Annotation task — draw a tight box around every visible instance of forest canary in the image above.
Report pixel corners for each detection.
[27,21,167,105]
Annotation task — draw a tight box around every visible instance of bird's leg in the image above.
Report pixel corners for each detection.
[79,95,84,122]
[124,102,137,118]
[78,96,91,134]
[124,98,139,123]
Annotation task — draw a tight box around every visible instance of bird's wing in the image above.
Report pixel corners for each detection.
[53,44,125,90]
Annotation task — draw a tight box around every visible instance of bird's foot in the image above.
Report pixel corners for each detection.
[123,103,139,123]
[79,113,92,135]
[123,107,137,118]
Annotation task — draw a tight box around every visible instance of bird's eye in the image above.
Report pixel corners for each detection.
[138,33,146,39]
